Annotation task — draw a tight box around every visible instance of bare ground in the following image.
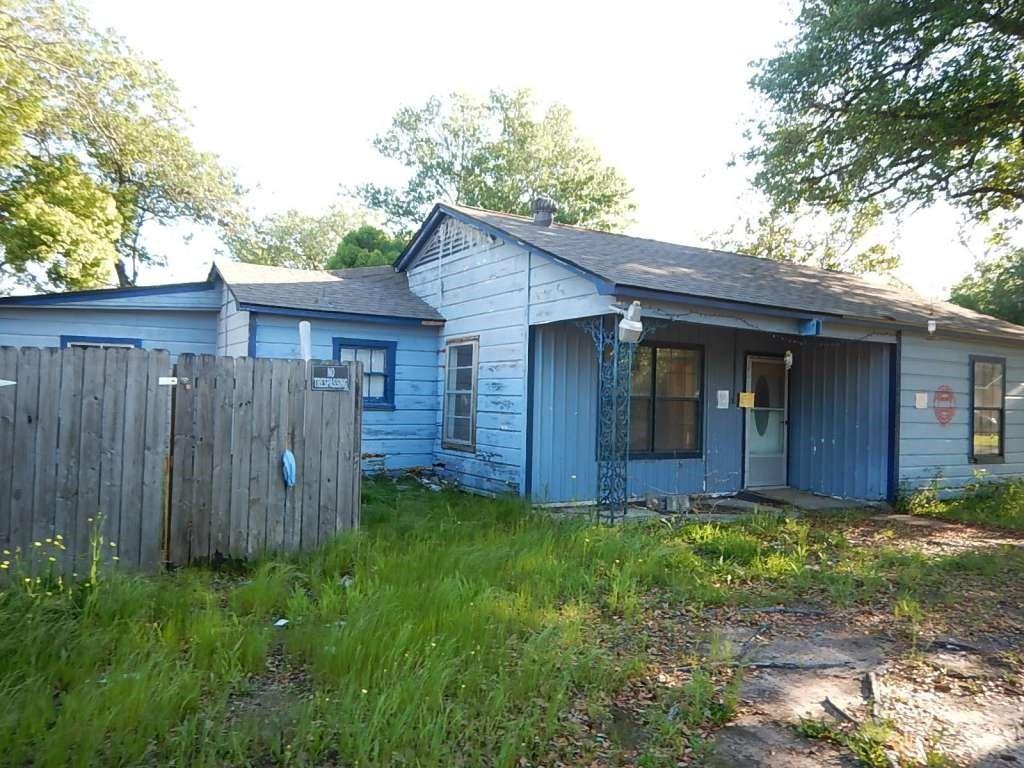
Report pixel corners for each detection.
[554,515,1024,767]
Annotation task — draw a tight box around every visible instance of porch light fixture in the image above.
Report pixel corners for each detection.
[784,350,794,370]
[612,300,643,344]
[927,319,937,336]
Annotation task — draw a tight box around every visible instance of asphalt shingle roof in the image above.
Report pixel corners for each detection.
[214,261,442,321]
[441,204,1024,342]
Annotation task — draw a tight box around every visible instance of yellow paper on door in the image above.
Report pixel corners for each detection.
[738,392,755,408]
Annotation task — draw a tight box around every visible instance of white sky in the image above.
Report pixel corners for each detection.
[80,0,984,300]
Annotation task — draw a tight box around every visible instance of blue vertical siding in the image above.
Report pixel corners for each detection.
[252,313,440,473]
[530,321,893,503]
[788,341,891,500]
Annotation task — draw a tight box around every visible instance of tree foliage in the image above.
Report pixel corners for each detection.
[326,225,405,270]
[950,248,1024,323]
[224,207,359,270]
[0,0,240,291]
[713,203,901,276]
[748,0,1024,221]
[359,89,634,231]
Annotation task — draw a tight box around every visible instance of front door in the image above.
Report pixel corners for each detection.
[744,355,788,488]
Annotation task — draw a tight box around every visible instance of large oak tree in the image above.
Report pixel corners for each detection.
[359,89,634,232]
[0,0,240,291]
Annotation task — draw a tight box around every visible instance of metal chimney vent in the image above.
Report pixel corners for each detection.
[531,195,557,226]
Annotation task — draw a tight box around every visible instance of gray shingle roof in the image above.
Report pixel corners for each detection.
[440,204,1024,342]
[214,261,443,321]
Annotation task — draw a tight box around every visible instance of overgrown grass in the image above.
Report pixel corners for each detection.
[2,479,1023,767]
[899,477,1024,530]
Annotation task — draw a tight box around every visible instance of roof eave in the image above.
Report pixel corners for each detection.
[237,302,443,326]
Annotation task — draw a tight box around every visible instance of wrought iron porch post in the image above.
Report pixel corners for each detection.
[576,315,636,523]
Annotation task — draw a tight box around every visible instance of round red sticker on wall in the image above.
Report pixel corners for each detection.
[934,385,955,425]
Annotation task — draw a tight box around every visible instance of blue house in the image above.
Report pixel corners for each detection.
[2,199,1023,503]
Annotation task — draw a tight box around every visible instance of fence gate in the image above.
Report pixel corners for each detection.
[0,346,172,572]
[0,347,362,572]
[167,355,362,565]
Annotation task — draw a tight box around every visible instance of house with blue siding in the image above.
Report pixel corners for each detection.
[2,198,1023,503]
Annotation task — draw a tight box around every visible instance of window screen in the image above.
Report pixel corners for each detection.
[443,339,478,450]
[971,356,1005,460]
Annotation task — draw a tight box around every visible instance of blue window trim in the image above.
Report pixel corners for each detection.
[332,337,397,410]
[60,335,142,349]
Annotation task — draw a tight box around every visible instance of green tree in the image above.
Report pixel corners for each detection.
[224,207,359,270]
[713,202,901,276]
[950,219,1024,322]
[326,225,406,270]
[359,89,634,231]
[950,249,1024,324]
[748,0,1024,221]
[0,0,240,291]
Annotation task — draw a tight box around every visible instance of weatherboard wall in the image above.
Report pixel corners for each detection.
[0,307,218,360]
[250,312,440,472]
[405,220,530,495]
[217,284,251,356]
[898,332,1024,493]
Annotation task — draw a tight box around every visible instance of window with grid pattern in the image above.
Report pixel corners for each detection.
[332,338,396,409]
[629,344,703,457]
[443,339,478,451]
[971,356,1005,462]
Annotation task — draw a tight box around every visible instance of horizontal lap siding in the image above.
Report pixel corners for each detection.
[899,333,1024,492]
[251,314,439,472]
[217,285,251,356]
[0,308,218,360]
[407,223,528,495]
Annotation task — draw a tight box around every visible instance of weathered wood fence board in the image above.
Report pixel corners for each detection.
[0,347,361,572]
[167,354,361,566]
[0,347,173,572]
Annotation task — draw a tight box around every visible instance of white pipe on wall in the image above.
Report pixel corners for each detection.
[298,320,312,361]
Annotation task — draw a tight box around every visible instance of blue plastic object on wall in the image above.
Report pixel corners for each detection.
[281,449,296,488]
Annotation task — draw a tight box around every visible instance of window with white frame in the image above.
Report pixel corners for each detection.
[333,338,396,409]
[60,335,141,350]
[443,338,478,450]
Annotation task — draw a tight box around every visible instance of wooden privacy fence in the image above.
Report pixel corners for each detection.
[170,355,362,564]
[0,347,361,572]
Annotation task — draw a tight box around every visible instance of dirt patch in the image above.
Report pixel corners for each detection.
[224,643,313,729]
[846,514,1024,556]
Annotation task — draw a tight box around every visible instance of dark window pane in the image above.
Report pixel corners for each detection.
[455,367,473,391]
[447,416,472,443]
[973,409,1002,455]
[631,347,653,396]
[630,398,651,451]
[656,348,700,397]
[452,343,474,368]
[654,400,698,452]
[974,361,1004,408]
[750,361,785,407]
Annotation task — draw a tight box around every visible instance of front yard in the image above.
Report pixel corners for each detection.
[1,480,1022,767]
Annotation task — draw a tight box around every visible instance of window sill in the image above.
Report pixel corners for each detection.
[971,455,1005,465]
[629,451,703,461]
[363,402,396,411]
[442,441,476,454]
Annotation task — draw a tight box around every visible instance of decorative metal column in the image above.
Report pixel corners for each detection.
[576,314,636,523]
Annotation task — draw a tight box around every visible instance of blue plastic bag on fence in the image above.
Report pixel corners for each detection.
[281,449,297,488]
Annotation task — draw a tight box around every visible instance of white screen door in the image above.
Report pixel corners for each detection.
[744,355,788,488]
